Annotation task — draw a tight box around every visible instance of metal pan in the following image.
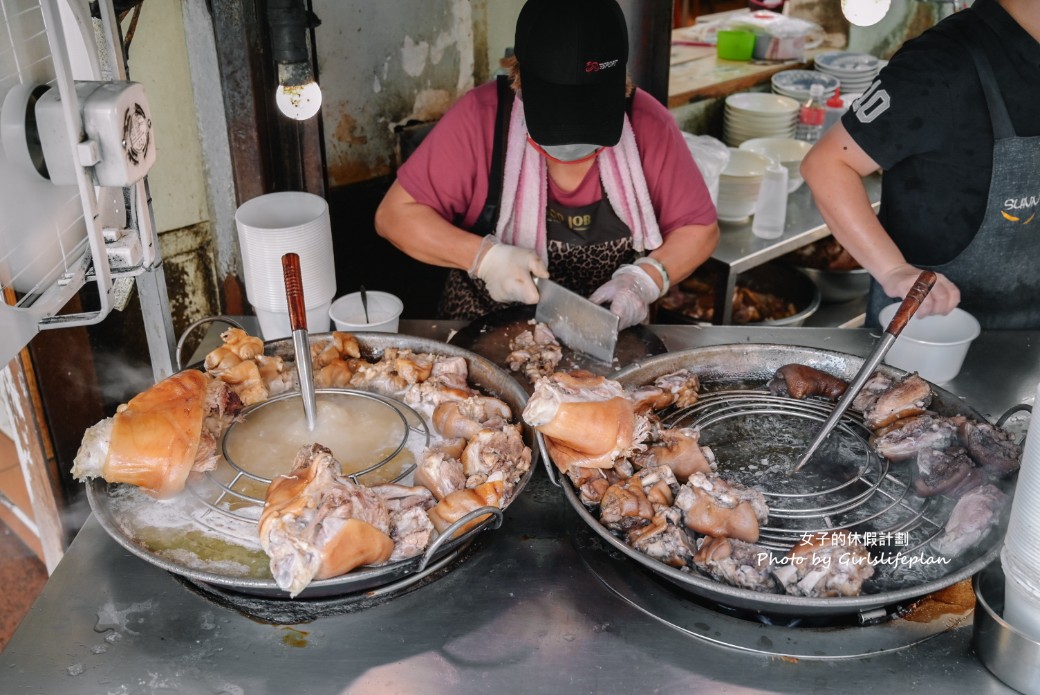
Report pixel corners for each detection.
[86,333,535,599]
[545,343,1015,617]
[449,304,667,393]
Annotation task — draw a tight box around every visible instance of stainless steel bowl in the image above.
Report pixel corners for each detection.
[973,561,1040,694]
[797,266,871,303]
[659,262,821,326]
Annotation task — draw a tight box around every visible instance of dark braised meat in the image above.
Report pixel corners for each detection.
[628,506,697,568]
[870,413,961,461]
[958,419,1022,476]
[768,363,848,401]
[599,465,678,534]
[694,536,779,593]
[932,484,1007,558]
[851,372,892,412]
[780,237,862,271]
[914,446,974,498]
[862,373,932,429]
[773,531,874,598]
[659,278,797,324]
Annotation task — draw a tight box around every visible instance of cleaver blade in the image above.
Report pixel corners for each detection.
[534,277,619,363]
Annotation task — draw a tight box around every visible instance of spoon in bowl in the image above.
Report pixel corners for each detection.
[360,285,370,323]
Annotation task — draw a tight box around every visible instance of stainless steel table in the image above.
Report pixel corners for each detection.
[708,174,882,325]
[2,323,1035,694]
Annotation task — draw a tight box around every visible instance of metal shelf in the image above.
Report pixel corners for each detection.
[708,174,882,324]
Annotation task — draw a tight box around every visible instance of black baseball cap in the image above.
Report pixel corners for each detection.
[514,0,629,147]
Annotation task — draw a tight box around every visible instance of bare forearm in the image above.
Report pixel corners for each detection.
[800,128,907,281]
[374,180,483,271]
[643,222,720,291]
[801,124,961,316]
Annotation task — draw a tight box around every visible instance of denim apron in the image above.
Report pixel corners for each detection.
[867,32,1040,329]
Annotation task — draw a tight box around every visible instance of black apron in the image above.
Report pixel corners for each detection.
[437,77,636,321]
[867,27,1040,329]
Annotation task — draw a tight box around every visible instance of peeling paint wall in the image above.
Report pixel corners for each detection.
[314,0,488,187]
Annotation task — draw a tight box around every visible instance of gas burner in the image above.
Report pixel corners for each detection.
[174,538,478,625]
[569,519,973,659]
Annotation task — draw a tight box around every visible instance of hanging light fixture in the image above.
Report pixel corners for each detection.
[268,0,322,120]
[841,0,892,27]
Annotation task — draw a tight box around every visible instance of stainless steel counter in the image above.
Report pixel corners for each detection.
[708,175,882,325]
[2,323,1035,695]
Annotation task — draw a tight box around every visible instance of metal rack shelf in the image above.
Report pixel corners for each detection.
[708,174,882,325]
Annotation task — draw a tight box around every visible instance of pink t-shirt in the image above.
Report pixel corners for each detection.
[397,81,716,236]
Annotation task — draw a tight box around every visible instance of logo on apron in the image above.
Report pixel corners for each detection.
[1000,193,1038,223]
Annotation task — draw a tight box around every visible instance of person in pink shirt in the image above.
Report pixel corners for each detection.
[375,0,718,328]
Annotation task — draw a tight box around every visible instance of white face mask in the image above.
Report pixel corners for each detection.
[540,143,602,162]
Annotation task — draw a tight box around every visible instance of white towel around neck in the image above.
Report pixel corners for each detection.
[494,96,663,263]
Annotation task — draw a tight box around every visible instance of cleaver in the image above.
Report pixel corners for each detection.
[534,277,619,363]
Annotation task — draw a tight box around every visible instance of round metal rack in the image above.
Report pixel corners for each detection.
[187,389,430,529]
[662,389,943,554]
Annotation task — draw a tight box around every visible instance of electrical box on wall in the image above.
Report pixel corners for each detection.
[34,80,156,187]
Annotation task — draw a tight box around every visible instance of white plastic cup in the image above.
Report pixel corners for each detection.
[751,162,789,239]
[1002,552,1040,643]
[1002,378,1040,639]
[235,192,337,309]
[877,303,981,384]
[329,291,403,333]
[235,191,329,230]
[254,302,332,340]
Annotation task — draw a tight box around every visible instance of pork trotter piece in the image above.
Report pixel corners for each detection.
[773,531,874,598]
[674,472,769,543]
[259,444,394,597]
[768,364,848,401]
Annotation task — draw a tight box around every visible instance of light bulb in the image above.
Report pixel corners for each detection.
[841,0,891,26]
[276,80,322,120]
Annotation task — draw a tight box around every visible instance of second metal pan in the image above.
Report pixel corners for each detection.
[547,343,1015,617]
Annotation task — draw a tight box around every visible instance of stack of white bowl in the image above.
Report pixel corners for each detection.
[739,137,813,193]
[235,191,337,340]
[716,148,773,223]
[771,69,840,103]
[723,93,800,147]
[813,51,882,96]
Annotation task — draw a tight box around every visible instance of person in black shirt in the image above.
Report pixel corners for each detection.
[801,0,1040,329]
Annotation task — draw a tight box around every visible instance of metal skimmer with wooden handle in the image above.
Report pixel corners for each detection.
[282,252,318,431]
[790,270,937,476]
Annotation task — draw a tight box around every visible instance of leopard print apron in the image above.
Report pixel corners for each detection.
[438,194,635,320]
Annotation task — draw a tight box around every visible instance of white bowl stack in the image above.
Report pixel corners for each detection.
[235,191,337,340]
[717,148,773,223]
[813,51,882,96]
[771,69,840,103]
[739,137,813,193]
[723,93,800,147]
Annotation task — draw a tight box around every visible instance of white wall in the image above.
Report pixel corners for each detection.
[122,0,208,234]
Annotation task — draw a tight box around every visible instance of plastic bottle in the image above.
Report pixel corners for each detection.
[823,88,845,133]
[751,162,789,240]
[795,83,826,144]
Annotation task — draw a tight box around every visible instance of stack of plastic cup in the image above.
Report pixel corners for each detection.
[235,192,336,340]
[751,162,789,240]
[1001,379,1040,642]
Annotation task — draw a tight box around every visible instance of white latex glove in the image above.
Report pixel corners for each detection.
[588,264,661,330]
[469,236,549,305]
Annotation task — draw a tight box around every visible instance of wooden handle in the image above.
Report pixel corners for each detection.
[281,253,307,331]
[884,270,937,337]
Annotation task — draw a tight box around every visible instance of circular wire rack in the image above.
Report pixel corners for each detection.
[662,388,945,555]
[185,389,430,534]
